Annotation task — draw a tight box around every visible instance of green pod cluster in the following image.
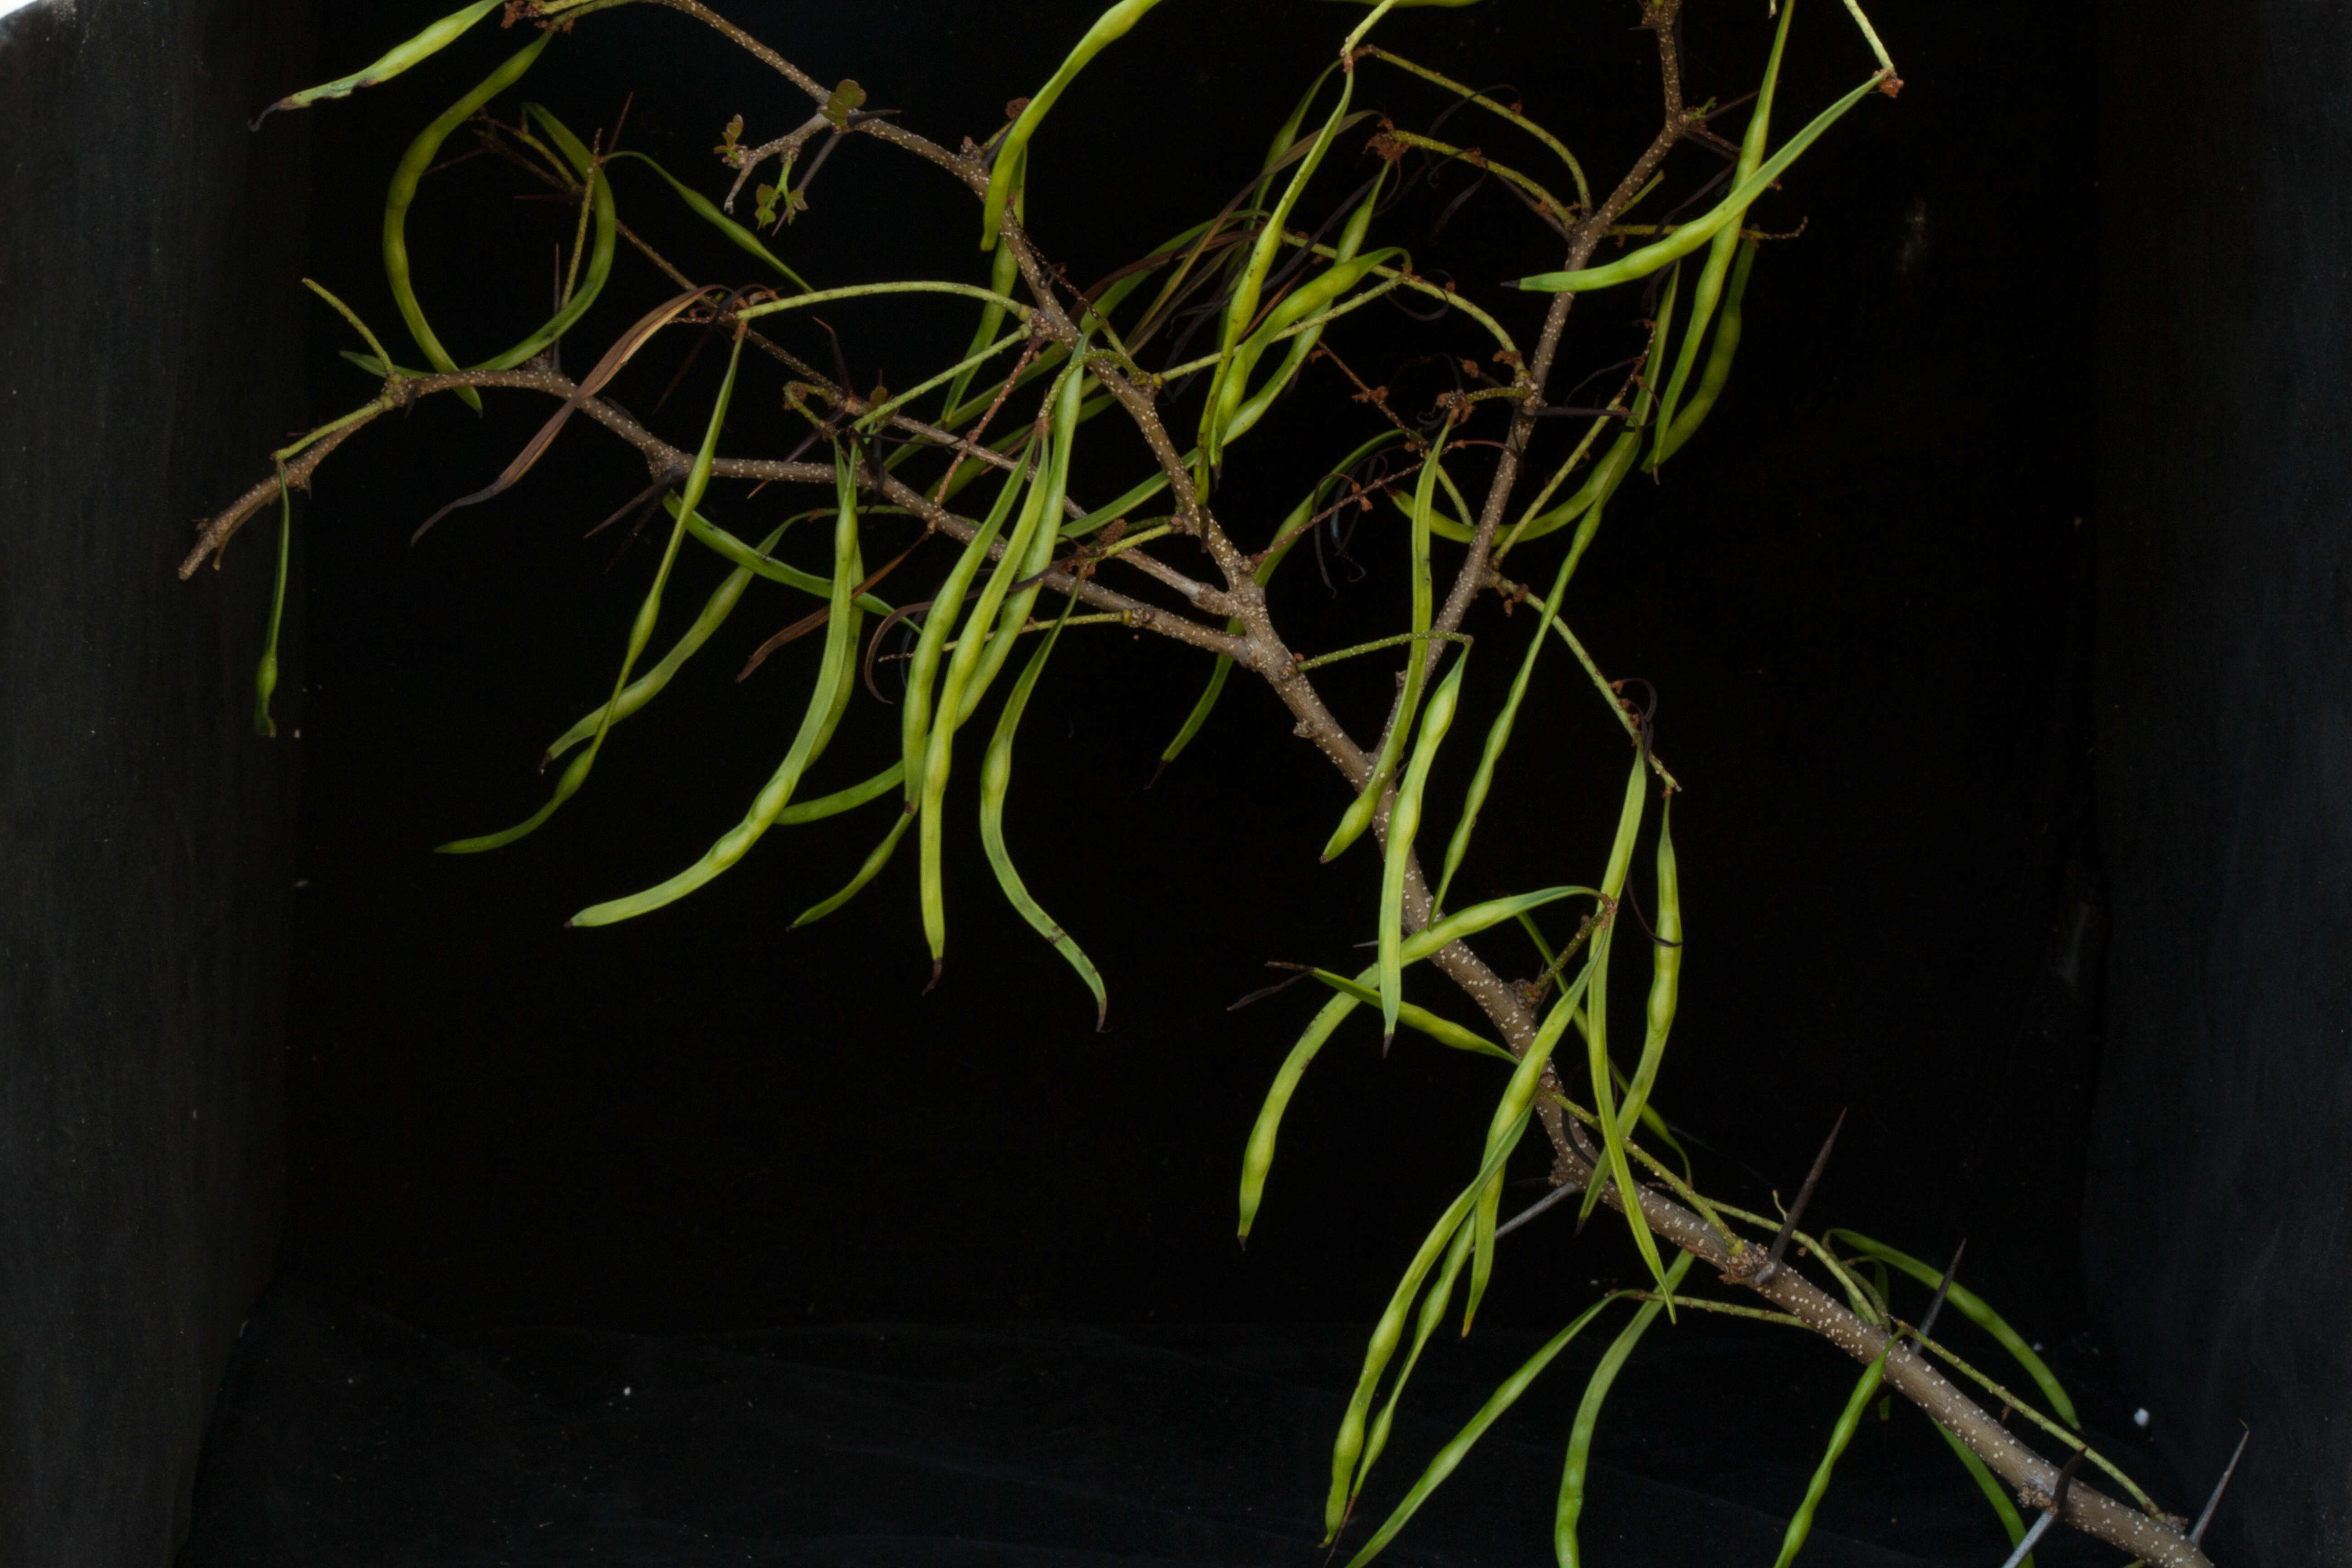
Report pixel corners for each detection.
[1555,1252,1696,1568]
[1324,428,1447,862]
[1656,236,1759,464]
[919,354,1088,970]
[568,434,868,925]
[1770,1348,1893,1568]
[446,329,748,857]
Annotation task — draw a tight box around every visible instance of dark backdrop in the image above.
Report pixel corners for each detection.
[0,0,306,1561]
[275,0,2100,1363]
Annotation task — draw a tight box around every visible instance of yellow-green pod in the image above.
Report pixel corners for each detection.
[382,34,554,411]
[1657,237,1759,463]
[1323,426,1446,862]
[1556,1252,1696,1568]
[605,151,812,291]
[1617,800,1681,1134]
[1512,72,1884,295]
[979,594,1108,1024]
[1378,651,1468,1046]
[254,0,503,124]
[254,463,292,737]
[981,0,1169,248]
[1648,0,1795,460]
[1770,1349,1892,1568]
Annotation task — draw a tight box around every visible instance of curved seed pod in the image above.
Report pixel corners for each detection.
[1324,427,1447,862]
[1512,72,1885,294]
[1341,1291,1624,1568]
[1379,650,1468,1045]
[1657,237,1759,463]
[445,330,746,855]
[1237,883,1595,1242]
[1306,971,1513,1062]
[919,358,1085,970]
[1432,528,1588,914]
[678,501,892,615]
[792,811,913,930]
[1465,953,1598,1331]
[980,595,1107,1024]
[1617,800,1681,1133]
[253,0,503,125]
[1574,753,1671,1294]
[904,457,1031,799]
[1648,0,1796,461]
[567,438,866,923]
[383,34,554,411]
[1353,1220,1474,1512]
[604,150,811,291]
[1324,1107,1535,1541]
[1238,971,1371,1243]
[1219,222,1404,449]
[981,0,1169,249]
[1555,1252,1697,1568]
[544,516,794,766]
[1824,1230,2079,1427]
[1932,1421,2035,1568]
[1771,1348,1893,1568]
[776,761,903,826]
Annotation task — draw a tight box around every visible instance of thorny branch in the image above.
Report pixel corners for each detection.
[197,5,2209,1562]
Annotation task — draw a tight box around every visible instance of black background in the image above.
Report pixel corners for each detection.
[273,0,2098,1348]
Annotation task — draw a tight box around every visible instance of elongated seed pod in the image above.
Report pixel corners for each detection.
[1352,1220,1474,1511]
[1324,1108,1535,1541]
[920,358,1084,968]
[254,464,292,737]
[544,516,795,766]
[383,35,554,411]
[473,104,617,371]
[1379,651,1468,1045]
[677,501,893,615]
[605,151,810,291]
[1771,1349,1893,1568]
[566,437,866,924]
[980,595,1107,1023]
[1342,1290,1626,1568]
[1324,428,1446,861]
[445,331,745,855]
[1465,953,1598,1331]
[792,811,912,930]
[1201,68,1357,471]
[254,0,502,124]
[1575,753,1671,1294]
[1305,971,1513,1062]
[1616,800,1681,1133]
[1513,72,1884,294]
[1933,1421,2035,1567]
[1648,0,1796,460]
[1657,237,1759,463]
[1555,1252,1696,1568]
[905,458,1031,799]
[981,0,1168,248]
